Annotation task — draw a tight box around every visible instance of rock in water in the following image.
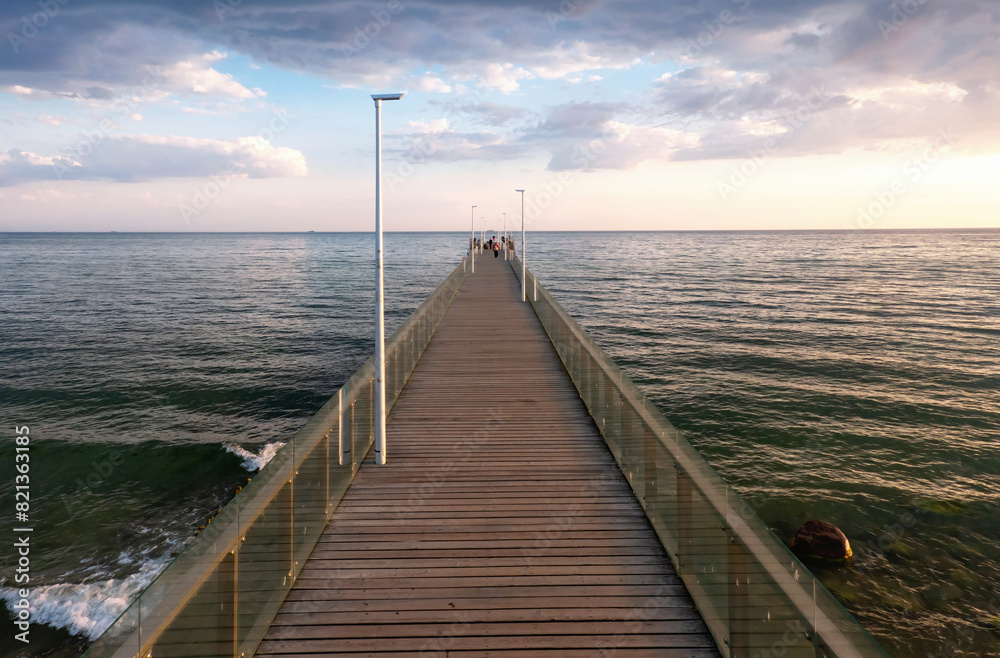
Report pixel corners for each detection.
[790,520,853,562]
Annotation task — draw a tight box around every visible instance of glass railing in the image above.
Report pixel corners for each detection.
[509,256,888,658]
[85,256,471,658]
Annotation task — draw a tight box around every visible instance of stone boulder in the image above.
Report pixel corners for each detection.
[790,520,853,562]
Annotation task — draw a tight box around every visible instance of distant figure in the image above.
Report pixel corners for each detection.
[493,241,500,258]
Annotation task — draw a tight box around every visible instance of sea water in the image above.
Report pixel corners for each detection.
[1,230,998,657]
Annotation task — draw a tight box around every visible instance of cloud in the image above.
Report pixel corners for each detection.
[407,118,451,135]
[1,0,999,167]
[39,115,70,126]
[524,41,639,81]
[0,135,306,186]
[414,73,452,94]
[522,101,699,171]
[478,63,533,93]
[393,120,528,164]
[392,100,698,171]
[162,51,264,99]
[451,101,527,127]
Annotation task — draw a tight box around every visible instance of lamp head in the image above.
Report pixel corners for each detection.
[372,92,406,102]
[515,189,525,193]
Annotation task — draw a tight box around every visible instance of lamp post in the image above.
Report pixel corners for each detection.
[516,189,525,301]
[372,91,405,466]
[471,205,477,273]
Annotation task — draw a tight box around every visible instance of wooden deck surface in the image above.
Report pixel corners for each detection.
[257,251,718,657]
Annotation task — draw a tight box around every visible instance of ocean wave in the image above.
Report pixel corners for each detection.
[224,440,286,471]
[0,552,172,641]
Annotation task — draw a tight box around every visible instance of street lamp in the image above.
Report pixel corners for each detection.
[516,189,525,301]
[372,91,405,466]
[471,205,477,273]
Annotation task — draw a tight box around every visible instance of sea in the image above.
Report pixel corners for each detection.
[0,230,997,657]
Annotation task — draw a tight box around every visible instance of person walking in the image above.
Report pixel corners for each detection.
[493,240,500,258]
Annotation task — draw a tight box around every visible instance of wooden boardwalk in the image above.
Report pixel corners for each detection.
[257,252,718,657]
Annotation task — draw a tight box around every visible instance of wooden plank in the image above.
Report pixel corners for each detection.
[257,649,718,658]
[272,605,704,623]
[276,595,705,614]
[264,620,711,640]
[258,255,717,656]
[257,633,717,653]
[282,584,692,602]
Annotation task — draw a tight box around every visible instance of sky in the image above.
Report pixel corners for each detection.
[0,0,998,232]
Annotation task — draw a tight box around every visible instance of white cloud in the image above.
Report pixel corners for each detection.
[547,120,700,171]
[845,79,969,108]
[479,63,533,94]
[407,118,451,134]
[162,51,264,100]
[528,42,639,81]
[415,74,452,94]
[0,150,78,167]
[0,135,306,186]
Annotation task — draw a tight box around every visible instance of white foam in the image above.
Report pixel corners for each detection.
[224,440,285,471]
[1,553,171,641]
[0,442,286,640]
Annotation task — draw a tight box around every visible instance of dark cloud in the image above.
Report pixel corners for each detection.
[83,85,115,100]
[786,32,821,51]
[3,0,997,90]
[1,0,998,168]
[530,101,627,136]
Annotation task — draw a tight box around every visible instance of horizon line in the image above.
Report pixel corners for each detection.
[3,227,998,235]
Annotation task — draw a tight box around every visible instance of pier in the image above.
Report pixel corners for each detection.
[86,249,888,658]
[258,254,715,656]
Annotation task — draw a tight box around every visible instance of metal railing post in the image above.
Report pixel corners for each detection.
[728,535,750,656]
[676,467,692,569]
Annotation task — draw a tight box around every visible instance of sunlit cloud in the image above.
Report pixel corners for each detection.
[0,135,306,187]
